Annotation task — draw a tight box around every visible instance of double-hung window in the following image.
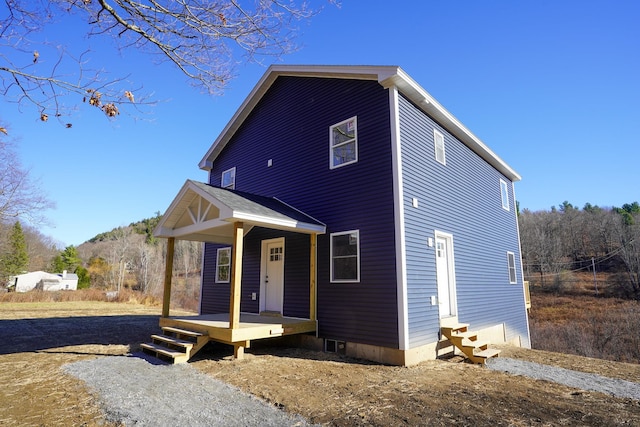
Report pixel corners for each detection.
[500,179,510,211]
[434,129,446,165]
[507,251,517,284]
[330,230,360,282]
[216,247,231,283]
[221,167,236,189]
[330,117,357,169]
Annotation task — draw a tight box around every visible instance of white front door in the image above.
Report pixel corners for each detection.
[435,234,457,318]
[261,238,284,313]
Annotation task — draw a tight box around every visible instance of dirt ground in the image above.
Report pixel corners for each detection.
[1,301,639,426]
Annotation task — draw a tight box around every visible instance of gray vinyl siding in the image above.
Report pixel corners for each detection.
[204,76,399,348]
[398,94,530,348]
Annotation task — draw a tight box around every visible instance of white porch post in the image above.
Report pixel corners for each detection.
[161,237,175,318]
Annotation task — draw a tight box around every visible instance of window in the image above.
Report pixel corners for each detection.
[434,129,445,165]
[507,251,517,284]
[500,179,510,211]
[330,230,360,282]
[221,167,236,189]
[216,247,231,283]
[330,117,357,169]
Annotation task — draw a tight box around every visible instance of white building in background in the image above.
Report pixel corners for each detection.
[10,270,78,292]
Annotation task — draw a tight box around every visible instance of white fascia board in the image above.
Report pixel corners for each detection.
[154,180,233,236]
[380,68,521,182]
[198,65,400,170]
[199,64,520,182]
[232,211,326,234]
[154,180,195,235]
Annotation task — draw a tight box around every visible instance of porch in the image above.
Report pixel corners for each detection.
[147,180,325,362]
[160,313,317,345]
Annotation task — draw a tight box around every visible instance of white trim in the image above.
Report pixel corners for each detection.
[329,116,358,169]
[512,183,532,346]
[434,231,458,318]
[389,87,409,350]
[215,247,232,283]
[199,65,520,182]
[507,251,517,284]
[221,167,236,189]
[434,129,446,165]
[500,179,510,211]
[329,229,360,283]
[231,212,326,233]
[259,237,285,313]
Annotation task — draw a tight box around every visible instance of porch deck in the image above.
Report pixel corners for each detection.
[159,313,317,345]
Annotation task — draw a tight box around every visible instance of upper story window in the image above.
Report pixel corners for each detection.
[507,251,517,284]
[434,129,446,165]
[330,230,360,282]
[216,247,231,283]
[500,179,510,211]
[330,117,358,169]
[221,167,236,189]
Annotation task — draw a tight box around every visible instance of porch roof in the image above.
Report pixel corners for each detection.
[154,180,326,244]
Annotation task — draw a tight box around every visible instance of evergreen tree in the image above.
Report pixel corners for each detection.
[2,221,29,277]
[75,265,91,289]
[51,245,81,273]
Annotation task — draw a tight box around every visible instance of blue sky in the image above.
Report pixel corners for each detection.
[4,1,639,247]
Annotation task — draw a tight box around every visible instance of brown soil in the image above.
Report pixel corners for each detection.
[1,301,639,426]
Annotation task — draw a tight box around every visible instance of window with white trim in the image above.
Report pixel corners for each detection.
[507,251,517,284]
[221,167,236,189]
[330,117,357,169]
[434,129,446,165]
[216,247,231,283]
[500,179,510,211]
[330,230,360,282]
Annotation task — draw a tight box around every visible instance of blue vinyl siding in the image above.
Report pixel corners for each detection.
[398,94,530,348]
[204,76,399,348]
[202,229,310,317]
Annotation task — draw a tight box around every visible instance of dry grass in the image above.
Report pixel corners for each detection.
[529,292,640,363]
[0,288,162,306]
[1,299,639,426]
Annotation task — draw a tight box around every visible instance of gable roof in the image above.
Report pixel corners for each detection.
[154,180,326,243]
[199,65,521,182]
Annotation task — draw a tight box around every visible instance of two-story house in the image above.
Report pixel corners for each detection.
[148,65,530,366]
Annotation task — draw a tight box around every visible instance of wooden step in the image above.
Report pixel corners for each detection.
[448,331,478,341]
[151,334,194,352]
[474,348,501,358]
[461,339,488,351]
[140,342,190,363]
[468,348,501,364]
[161,326,204,341]
[441,323,469,335]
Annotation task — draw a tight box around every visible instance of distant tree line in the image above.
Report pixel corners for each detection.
[519,201,640,298]
[4,200,639,303]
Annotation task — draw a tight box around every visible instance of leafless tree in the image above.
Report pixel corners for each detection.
[0,138,55,225]
[134,238,163,294]
[1,0,323,124]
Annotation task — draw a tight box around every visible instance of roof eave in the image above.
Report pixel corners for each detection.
[199,65,521,182]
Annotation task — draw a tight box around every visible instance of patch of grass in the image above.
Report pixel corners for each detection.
[529,293,640,363]
[0,288,161,306]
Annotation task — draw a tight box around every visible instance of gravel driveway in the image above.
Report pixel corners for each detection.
[487,357,640,400]
[63,352,639,427]
[63,354,313,427]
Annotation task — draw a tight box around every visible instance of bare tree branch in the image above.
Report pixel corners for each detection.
[0,0,325,124]
[0,138,55,225]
